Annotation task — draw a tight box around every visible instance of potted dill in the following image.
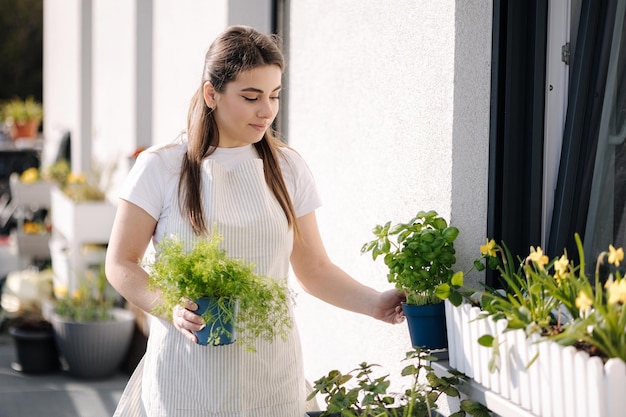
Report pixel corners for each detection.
[147,228,293,352]
[361,211,464,349]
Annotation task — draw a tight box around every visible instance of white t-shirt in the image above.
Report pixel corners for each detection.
[119,137,322,243]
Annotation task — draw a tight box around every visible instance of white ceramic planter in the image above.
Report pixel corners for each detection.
[50,186,115,293]
[9,174,52,207]
[50,186,115,244]
[445,300,626,417]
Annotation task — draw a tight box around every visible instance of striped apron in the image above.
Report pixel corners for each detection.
[114,159,306,417]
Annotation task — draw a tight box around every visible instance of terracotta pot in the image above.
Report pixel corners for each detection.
[10,119,40,140]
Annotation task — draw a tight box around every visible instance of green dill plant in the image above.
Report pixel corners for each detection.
[146,228,293,352]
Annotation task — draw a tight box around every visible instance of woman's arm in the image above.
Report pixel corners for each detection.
[105,199,204,342]
[290,211,405,324]
[105,199,160,313]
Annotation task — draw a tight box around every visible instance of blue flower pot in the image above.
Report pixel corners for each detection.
[193,297,237,346]
[401,302,447,350]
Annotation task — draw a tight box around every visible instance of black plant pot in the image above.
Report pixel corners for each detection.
[9,321,61,374]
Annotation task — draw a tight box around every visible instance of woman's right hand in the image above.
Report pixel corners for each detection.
[172,299,205,343]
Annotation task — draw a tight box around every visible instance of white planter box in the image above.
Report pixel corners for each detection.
[50,186,116,244]
[14,230,51,258]
[445,300,626,417]
[50,186,116,292]
[9,174,52,207]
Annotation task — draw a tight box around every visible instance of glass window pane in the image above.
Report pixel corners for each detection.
[585,4,626,266]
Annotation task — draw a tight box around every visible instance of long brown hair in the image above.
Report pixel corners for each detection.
[180,25,297,236]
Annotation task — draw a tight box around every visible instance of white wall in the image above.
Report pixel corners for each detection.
[42,0,83,168]
[287,0,492,395]
[151,0,228,146]
[91,0,135,195]
[43,0,493,403]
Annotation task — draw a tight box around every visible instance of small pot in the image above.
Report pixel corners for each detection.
[402,302,447,350]
[193,297,237,346]
[10,119,40,140]
[9,321,61,374]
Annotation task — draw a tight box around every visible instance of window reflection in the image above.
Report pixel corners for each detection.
[586,5,626,269]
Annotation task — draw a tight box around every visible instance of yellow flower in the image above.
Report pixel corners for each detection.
[20,167,39,183]
[608,245,624,267]
[67,172,87,184]
[607,279,626,305]
[71,289,83,301]
[553,254,569,282]
[480,239,497,257]
[575,291,593,313]
[527,246,549,269]
[54,284,68,298]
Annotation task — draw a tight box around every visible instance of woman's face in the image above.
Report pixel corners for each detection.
[205,65,282,148]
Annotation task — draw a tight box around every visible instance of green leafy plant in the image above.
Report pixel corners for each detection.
[2,96,43,124]
[361,210,464,306]
[146,229,293,352]
[307,347,490,417]
[43,159,71,187]
[43,159,113,202]
[475,240,560,337]
[54,265,115,322]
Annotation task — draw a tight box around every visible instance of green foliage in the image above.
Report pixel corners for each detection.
[43,159,70,187]
[43,159,112,202]
[0,0,43,102]
[361,210,463,306]
[54,265,115,322]
[477,241,559,336]
[473,233,626,364]
[2,96,43,123]
[307,348,490,417]
[146,229,293,352]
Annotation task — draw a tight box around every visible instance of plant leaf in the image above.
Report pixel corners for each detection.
[477,334,494,347]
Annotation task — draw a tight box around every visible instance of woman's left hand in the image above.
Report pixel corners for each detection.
[372,289,406,324]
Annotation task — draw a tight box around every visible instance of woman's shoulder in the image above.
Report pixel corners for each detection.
[276,144,308,169]
[141,137,187,159]
[135,136,187,172]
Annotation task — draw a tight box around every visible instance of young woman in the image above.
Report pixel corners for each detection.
[105,25,405,417]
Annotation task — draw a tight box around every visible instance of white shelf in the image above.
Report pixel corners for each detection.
[8,174,52,264]
[49,186,116,293]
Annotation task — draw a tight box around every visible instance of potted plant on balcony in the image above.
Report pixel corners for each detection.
[147,228,293,352]
[445,234,626,417]
[50,265,134,379]
[1,97,43,140]
[2,268,60,374]
[306,347,490,417]
[361,210,464,349]
[9,168,53,261]
[44,159,117,294]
